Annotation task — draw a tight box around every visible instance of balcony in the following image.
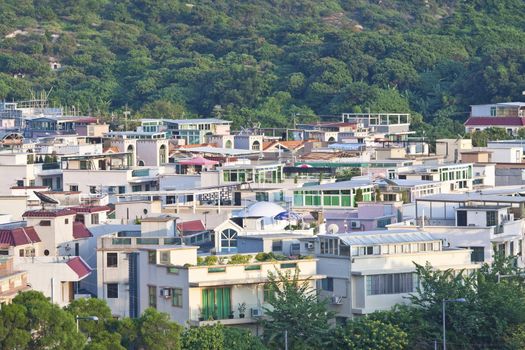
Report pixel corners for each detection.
[189,303,264,326]
[492,219,522,237]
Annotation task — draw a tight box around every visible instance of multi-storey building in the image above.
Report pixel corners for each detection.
[316,230,477,321]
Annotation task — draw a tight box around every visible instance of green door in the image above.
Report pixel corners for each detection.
[201,287,231,320]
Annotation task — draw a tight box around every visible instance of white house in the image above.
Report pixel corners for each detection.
[316,230,477,320]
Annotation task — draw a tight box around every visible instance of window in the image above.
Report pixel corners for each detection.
[486,211,497,227]
[220,229,238,253]
[264,284,275,303]
[107,253,118,267]
[91,213,99,225]
[208,267,226,273]
[280,263,297,269]
[167,266,180,274]
[107,283,118,298]
[321,277,334,292]
[366,273,417,295]
[172,288,183,307]
[320,238,340,255]
[118,186,126,194]
[148,251,156,264]
[272,240,283,252]
[70,185,79,192]
[377,217,392,228]
[160,251,170,264]
[89,186,97,194]
[148,286,157,308]
[40,220,51,226]
[132,185,141,192]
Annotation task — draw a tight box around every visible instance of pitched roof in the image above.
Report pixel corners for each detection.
[22,209,76,218]
[0,226,41,246]
[177,220,205,232]
[69,205,111,213]
[464,117,525,126]
[72,222,92,239]
[66,257,92,279]
[263,140,305,151]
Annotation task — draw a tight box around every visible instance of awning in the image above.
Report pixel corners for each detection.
[178,156,219,166]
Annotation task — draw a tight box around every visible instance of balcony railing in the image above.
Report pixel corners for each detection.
[190,303,265,323]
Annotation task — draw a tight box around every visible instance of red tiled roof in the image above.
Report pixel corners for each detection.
[72,222,92,239]
[22,209,76,218]
[0,226,41,246]
[66,257,92,279]
[69,205,111,213]
[464,117,525,126]
[177,220,205,232]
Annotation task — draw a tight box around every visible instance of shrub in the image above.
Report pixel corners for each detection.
[228,254,252,264]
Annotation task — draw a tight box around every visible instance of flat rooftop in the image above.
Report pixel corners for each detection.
[417,193,525,204]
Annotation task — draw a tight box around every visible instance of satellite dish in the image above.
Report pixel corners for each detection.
[33,191,60,209]
[327,224,339,234]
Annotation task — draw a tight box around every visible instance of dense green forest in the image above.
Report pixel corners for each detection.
[0,0,524,137]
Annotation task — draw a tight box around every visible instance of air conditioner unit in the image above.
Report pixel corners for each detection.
[251,308,263,317]
[306,242,314,250]
[331,296,343,305]
[160,288,172,298]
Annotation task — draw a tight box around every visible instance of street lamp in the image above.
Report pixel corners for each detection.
[76,315,99,333]
[442,298,466,350]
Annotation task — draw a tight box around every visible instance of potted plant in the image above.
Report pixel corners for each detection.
[228,311,235,319]
[198,308,204,321]
[238,302,247,318]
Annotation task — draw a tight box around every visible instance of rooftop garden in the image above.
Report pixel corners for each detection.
[195,253,314,267]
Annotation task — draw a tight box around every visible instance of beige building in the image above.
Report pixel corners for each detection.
[138,247,321,330]
[0,257,29,305]
[436,139,473,163]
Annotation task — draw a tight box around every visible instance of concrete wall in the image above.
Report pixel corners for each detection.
[0,196,29,220]
[114,200,163,224]
[16,257,81,307]
[490,147,523,163]
[26,214,76,255]
[137,140,169,166]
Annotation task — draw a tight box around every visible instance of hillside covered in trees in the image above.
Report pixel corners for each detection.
[0,0,524,137]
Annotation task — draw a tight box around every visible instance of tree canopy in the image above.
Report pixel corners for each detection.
[0,0,523,134]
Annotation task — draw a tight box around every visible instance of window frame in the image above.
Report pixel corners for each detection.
[107,283,118,298]
[106,252,118,268]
